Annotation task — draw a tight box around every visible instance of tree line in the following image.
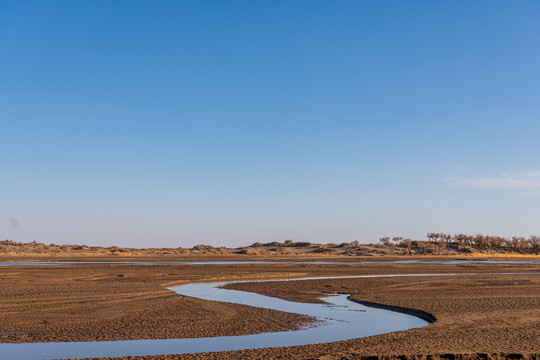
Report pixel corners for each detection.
[378,233,540,254]
[426,232,539,254]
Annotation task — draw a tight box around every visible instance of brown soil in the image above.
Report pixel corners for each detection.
[224,272,540,358]
[96,354,540,360]
[0,263,315,343]
[0,261,538,359]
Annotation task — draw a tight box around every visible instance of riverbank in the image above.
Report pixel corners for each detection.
[222,271,540,358]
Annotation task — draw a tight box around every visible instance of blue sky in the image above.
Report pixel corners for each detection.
[1,1,540,247]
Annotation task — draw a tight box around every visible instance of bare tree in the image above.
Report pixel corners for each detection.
[511,236,526,252]
[489,236,504,250]
[379,237,391,246]
[427,233,438,242]
[504,237,514,251]
[454,234,463,244]
[528,235,540,254]
[473,234,487,249]
[517,237,529,252]
[442,233,452,243]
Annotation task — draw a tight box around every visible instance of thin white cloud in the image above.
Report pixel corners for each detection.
[447,172,540,193]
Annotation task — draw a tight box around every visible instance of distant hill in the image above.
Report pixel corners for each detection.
[1,239,537,258]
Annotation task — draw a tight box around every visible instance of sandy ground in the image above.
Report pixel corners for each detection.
[0,263,316,343]
[224,272,540,358]
[0,259,538,359]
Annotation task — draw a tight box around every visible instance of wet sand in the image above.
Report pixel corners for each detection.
[0,263,315,343]
[0,259,538,359]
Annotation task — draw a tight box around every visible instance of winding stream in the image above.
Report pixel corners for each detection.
[0,272,537,360]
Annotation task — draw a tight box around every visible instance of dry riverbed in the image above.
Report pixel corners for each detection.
[0,259,538,359]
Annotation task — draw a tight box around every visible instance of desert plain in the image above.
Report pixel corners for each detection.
[0,240,538,360]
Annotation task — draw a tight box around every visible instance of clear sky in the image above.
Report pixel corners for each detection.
[1,1,540,248]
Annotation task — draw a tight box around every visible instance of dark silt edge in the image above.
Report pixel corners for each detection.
[348,297,437,323]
